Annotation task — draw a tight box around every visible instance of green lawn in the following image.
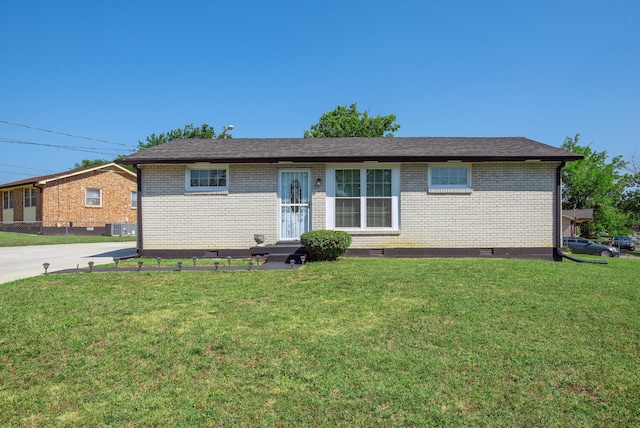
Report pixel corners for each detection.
[0,231,136,246]
[1,258,638,426]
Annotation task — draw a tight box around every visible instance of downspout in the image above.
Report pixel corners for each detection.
[555,161,565,261]
[135,165,143,257]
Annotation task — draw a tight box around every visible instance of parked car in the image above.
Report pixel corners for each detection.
[562,237,620,257]
[612,236,635,251]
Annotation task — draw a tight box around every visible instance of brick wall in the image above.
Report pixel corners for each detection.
[140,164,325,249]
[350,162,558,249]
[139,162,559,250]
[41,169,137,227]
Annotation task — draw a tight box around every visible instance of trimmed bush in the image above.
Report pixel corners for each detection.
[301,230,352,261]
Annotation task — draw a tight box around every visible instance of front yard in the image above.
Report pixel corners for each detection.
[1,258,638,426]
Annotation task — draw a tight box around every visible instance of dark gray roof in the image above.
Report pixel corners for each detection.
[119,137,583,165]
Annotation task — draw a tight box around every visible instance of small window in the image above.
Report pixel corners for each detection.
[428,164,472,189]
[2,191,13,209]
[131,191,138,208]
[85,188,102,207]
[185,164,228,191]
[24,188,36,208]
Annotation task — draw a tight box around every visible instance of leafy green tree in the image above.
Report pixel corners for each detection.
[561,134,631,235]
[137,123,225,150]
[621,152,640,232]
[303,103,400,138]
[73,159,111,169]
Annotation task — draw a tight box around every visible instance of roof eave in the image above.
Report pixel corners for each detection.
[120,155,584,165]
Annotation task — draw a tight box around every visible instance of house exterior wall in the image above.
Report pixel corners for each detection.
[140,164,326,249]
[349,162,558,249]
[40,169,137,227]
[139,162,559,253]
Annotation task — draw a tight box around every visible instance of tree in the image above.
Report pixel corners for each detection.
[561,134,631,236]
[137,123,225,150]
[303,103,400,138]
[73,159,111,169]
[72,123,227,170]
[621,151,640,232]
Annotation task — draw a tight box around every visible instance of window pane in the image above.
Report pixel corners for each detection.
[86,188,101,206]
[190,169,226,187]
[336,170,360,197]
[335,198,361,227]
[366,198,391,227]
[2,191,13,209]
[366,169,391,197]
[432,167,468,186]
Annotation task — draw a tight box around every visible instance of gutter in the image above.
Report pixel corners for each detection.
[134,165,143,258]
[555,162,565,261]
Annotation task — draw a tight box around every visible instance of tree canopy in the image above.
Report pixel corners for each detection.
[561,134,632,235]
[73,159,112,169]
[73,123,228,169]
[303,103,400,138]
[137,123,226,150]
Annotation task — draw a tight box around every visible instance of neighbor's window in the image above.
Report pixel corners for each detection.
[24,188,36,208]
[2,191,13,209]
[130,191,138,208]
[329,165,399,230]
[85,188,102,206]
[185,164,228,191]
[428,164,472,189]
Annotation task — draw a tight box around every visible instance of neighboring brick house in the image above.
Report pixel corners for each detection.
[0,163,137,235]
[119,137,582,261]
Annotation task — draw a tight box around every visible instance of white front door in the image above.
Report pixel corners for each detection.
[279,170,311,241]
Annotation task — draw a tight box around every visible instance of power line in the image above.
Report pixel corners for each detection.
[0,119,137,148]
[0,137,122,156]
[0,163,56,173]
[0,169,44,178]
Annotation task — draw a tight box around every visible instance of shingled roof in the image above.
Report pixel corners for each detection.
[118,137,583,165]
[0,162,135,190]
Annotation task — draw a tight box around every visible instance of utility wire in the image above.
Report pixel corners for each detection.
[0,163,56,173]
[0,137,121,156]
[0,119,137,148]
[0,169,45,177]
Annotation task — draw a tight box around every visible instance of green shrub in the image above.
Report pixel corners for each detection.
[301,230,352,261]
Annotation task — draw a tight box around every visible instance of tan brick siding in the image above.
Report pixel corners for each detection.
[41,169,137,227]
[350,162,558,248]
[140,164,325,249]
[140,162,559,250]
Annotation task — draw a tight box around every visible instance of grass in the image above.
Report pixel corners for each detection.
[1,257,638,426]
[0,231,136,247]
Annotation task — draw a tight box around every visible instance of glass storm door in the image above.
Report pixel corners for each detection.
[279,170,310,240]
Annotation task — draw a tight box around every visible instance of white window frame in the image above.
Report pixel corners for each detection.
[85,188,102,207]
[24,188,36,208]
[428,163,472,190]
[326,163,400,231]
[185,164,229,192]
[130,191,138,209]
[2,191,13,209]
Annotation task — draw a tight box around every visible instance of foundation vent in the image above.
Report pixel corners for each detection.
[369,249,384,257]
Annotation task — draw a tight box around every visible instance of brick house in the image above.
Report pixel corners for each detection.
[0,163,137,235]
[119,137,582,261]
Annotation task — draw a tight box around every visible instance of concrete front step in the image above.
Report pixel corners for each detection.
[250,243,307,264]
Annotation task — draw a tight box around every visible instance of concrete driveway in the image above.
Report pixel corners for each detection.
[0,242,137,284]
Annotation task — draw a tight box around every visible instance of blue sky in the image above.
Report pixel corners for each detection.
[1,0,638,184]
